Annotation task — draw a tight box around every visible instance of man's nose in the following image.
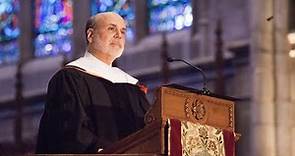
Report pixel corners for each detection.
[114,30,122,39]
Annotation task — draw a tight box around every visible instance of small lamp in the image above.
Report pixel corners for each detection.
[288,32,295,58]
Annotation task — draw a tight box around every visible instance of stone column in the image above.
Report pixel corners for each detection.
[14,0,34,149]
[191,0,198,35]
[249,0,276,155]
[194,0,210,57]
[288,1,295,154]
[72,0,91,59]
[288,2,295,155]
[273,0,293,155]
[19,0,34,62]
[291,58,295,156]
[135,0,148,43]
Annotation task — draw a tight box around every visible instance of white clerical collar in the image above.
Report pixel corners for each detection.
[66,51,138,84]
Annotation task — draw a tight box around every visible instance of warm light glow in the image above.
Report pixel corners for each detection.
[289,49,295,58]
[288,32,295,44]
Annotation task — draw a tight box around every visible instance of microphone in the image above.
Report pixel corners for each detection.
[167,57,210,94]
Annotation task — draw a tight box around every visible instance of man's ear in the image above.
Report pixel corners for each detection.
[86,28,94,43]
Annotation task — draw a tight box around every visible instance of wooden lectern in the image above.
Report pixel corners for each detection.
[100,84,239,155]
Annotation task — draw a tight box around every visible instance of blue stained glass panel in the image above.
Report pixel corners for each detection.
[0,41,19,64]
[148,0,192,33]
[91,0,135,41]
[34,0,73,57]
[0,0,20,65]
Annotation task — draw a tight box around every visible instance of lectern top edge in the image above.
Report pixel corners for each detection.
[163,83,239,101]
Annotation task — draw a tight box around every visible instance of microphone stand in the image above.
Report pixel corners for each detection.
[167,57,210,95]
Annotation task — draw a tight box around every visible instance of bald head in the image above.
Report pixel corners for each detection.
[85,12,125,44]
[94,12,125,27]
[85,12,127,65]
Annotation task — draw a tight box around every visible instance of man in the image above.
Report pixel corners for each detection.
[36,12,150,154]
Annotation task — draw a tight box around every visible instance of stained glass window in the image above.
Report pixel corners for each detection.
[0,0,20,64]
[91,0,135,41]
[34,0,73,57]
[148,0,192,33]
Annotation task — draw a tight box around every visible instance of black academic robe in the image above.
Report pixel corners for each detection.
[36,67,150,154]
